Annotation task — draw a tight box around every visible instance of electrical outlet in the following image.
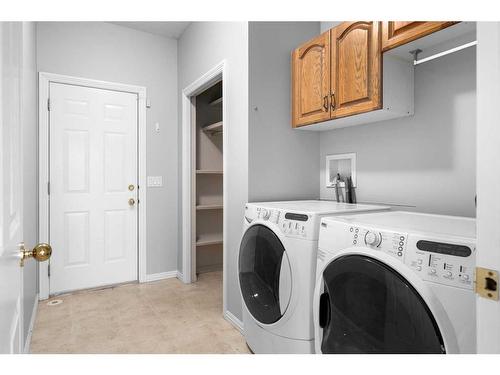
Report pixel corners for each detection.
[147,176,163,187]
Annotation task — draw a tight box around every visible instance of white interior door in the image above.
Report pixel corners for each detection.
[49,83,138,295]
[0,22,24,353]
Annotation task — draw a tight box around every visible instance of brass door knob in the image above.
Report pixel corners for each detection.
[128,198,136,206]
[20,242,52,267]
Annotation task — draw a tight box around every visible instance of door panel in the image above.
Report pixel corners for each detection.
[0,22,24,353]
[381,21,458,52]
[292,31,331,127]
[331,22,382,119]
[320,255,444,354]
[49,83,138,294]
[239,225,291,324]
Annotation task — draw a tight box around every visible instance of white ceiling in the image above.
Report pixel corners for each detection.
[109,22,191,39]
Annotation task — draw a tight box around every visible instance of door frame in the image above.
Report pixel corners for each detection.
[38,72,147,300]
[476,22,500,353]
[181,60,228,314]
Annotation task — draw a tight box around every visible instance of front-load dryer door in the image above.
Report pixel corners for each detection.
[239,224,292,325]
[319,255,445,354]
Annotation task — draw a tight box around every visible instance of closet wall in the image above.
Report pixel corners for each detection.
[177,22,248,320]
[248,22,321,202]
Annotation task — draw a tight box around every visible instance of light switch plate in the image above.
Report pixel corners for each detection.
[147,176,163,187]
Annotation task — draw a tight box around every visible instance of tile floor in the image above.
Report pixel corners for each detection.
[30,271,250,354]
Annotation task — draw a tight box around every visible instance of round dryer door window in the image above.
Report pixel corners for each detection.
[318,255,445,354]
[239,225,292,325]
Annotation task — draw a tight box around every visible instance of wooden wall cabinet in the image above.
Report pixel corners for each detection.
[381,21,457,52]
[292,31,331,127]
[292,21,382,128]
[331,21,382,119]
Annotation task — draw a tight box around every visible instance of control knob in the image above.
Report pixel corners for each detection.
[365,231,381,247]
[261,209,271,220]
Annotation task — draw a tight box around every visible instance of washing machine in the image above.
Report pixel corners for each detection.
[313,211,476,354]
[238,200,390,354]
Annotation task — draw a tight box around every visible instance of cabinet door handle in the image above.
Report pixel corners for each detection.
[330,92,336,111]
[323,95,329,112]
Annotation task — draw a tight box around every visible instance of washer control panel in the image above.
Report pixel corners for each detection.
[349,225,408,260]
[246,205,314,239]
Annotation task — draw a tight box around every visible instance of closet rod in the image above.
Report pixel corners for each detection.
[413,40,477,66]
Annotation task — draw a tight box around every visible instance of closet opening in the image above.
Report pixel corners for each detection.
[182,61,229,321]
[192,80,224,279]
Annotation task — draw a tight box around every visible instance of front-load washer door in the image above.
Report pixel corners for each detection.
[239,224,292,325]
[318,255,445,354]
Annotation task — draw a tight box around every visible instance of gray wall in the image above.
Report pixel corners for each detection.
[248,22,321,202]
[320,47,476,217]
[178,22,249,320]
[21,22,38,350]
[36,22,179,274]
[320,22,342,33]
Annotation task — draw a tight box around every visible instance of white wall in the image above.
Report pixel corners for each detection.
[36,22,179,274]
[319,47,476,217]
[476,21,500,353]
[178,22,249,320]
[248,22,321,202]
[21,22,38,350]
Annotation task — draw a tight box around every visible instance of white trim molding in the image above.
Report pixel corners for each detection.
[181,60,229,316]
[23,294,39,354]
[143,271,178,283]
[224,310,244,334]
[38,72,148,300]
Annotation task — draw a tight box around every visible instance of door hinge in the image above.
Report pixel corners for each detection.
[475,267,499,301]
[47,98,51,111]
[47,181,50,195]
[48,264,51,277]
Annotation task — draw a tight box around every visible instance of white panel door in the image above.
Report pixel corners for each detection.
[476,22,500,353]
[49,83,138,294]
[0,22,24,353]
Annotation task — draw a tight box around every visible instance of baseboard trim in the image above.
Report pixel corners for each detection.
[176,271,183,281]
[143,271,178,283]
[224,310,244,333]
[24,293,39,354]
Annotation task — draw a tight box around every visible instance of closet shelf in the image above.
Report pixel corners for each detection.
[196,233,223,247]
[202,121,223,136]
[196,204,223,211]
[196,170,223,175]
[209,97,223,106]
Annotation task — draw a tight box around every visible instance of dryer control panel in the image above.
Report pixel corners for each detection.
[347,224,475,290]
[349,225,408,261]
[404,236,475,290]
[319,218,476,291]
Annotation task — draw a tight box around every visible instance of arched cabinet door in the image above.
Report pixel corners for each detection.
[292,31,331,128]
[330,21,382,120]
[381,21,458,52]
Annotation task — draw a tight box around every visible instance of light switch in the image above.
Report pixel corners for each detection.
[147,176,163,187]
[155,122,160,132]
